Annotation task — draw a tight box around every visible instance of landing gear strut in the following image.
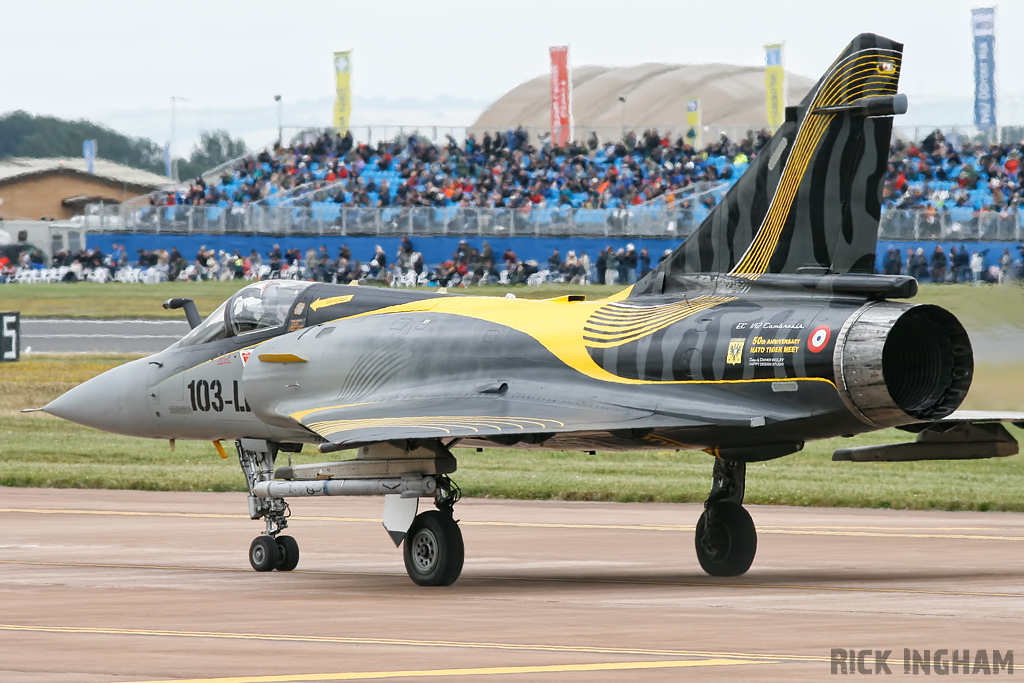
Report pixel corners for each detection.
[695,458,757,576]
[404,475,464,586]
[236,438,465,584]
[237,439,301,572]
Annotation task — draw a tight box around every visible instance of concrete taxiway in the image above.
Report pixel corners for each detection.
[1,487,1021,682]
[19,319,189,354]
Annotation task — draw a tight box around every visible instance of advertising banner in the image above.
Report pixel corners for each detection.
[333,50,353,132]
[685,98,701,148]
[972,8,996,127]
[764,43,786,132]
[82,140,96,175]
[549,46,572,146]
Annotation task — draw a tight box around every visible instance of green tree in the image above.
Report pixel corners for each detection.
[0,111,248,181]
[0,110,165,174]
[176,129,249,181]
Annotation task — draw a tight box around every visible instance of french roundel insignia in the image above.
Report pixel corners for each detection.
[807,325,831,353]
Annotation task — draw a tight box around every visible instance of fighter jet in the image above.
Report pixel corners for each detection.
[36,34,1023,586]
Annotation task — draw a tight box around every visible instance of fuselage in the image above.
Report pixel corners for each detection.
[44,276,972,459]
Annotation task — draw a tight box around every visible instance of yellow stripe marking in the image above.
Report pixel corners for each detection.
[306,415,565,437]
[290,377,837,425]
[93,659,763,682]
[0,624,827,667]
[321,294,772,385]
[257,353,307,363]
[310,295,354,312]
[289,402,374,422]
[731,48,901,277]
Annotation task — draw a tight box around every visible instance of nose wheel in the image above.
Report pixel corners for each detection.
[403,510,464,586]
[249,535,278,572]
[248,534,300,572]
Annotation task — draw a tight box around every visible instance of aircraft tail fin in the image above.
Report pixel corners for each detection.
[634,33,904,295]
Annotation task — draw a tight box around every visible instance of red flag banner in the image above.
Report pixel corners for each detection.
[549,46,572,146]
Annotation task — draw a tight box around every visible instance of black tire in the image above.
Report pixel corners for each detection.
[694,502,757,577]
[275,535,300,572]
[403,510,464,586]
[249,535,279,572]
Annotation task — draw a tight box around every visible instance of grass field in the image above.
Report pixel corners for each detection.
[3,354,1023,510]
[0,281,624,318]
[4,279,1022,326]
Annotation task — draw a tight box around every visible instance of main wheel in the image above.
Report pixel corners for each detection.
[403,510,464,586]
[276,535,300,572]
[694,502,757,577]
[249,535,279,572]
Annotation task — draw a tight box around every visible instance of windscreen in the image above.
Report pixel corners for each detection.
[228,281,311,336]
[177,301,229,347]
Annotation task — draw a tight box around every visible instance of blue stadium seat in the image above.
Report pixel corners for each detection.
[533,208,553,223]
[574,209,606,224]
[949,206,974,223]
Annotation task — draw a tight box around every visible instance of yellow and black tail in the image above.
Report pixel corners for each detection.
[635,33,904,295]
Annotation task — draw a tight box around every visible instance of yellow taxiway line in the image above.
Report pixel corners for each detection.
[95,658,764,682]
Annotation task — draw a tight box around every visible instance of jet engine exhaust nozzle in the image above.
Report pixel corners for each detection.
[834,303,973,427]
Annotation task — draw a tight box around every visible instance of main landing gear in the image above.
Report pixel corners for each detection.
[235,438,465,586]
[403,476,464,586]
[695,458,757,576]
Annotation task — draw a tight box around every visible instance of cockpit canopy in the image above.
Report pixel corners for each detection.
[178,281,312,347]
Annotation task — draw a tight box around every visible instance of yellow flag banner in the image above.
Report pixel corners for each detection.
[333,50,352,131]
[685,98,700,149]
[764,43,785,132]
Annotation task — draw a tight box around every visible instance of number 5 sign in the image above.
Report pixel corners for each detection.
[1,312,20,361]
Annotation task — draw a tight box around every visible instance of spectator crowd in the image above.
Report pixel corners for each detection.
[884,130,1024,217]
[6,127,1024,285]
[6,233,1023,288]
[145,126,759,219]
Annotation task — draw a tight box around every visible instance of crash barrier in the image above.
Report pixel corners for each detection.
[879,208,1024,241]
[79,204,1024,242]
[1,312,20,361]
[83,204,706,240]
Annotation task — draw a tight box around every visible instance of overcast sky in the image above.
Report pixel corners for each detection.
[2,0,1018,151]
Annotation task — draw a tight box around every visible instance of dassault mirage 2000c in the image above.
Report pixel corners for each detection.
[35,34,1024,586]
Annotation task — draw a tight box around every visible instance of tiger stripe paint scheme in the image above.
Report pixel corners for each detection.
[43,34,1000,458]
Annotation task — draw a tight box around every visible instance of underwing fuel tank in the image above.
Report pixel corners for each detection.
[833,302,973,428]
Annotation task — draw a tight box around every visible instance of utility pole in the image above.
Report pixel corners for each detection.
[618,96,626,139]
[170,95,188,183]
[274,95,283,145]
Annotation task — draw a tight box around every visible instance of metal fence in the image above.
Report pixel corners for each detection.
[83,203,702,239]
[878,208,1024,241]
[81,203,1024,241]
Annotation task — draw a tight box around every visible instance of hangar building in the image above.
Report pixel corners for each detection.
[470,63,814,142]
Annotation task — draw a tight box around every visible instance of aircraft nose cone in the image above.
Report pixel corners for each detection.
[43,358,155,437]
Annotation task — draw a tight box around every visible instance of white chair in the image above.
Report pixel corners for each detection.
[527,269,550,286]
